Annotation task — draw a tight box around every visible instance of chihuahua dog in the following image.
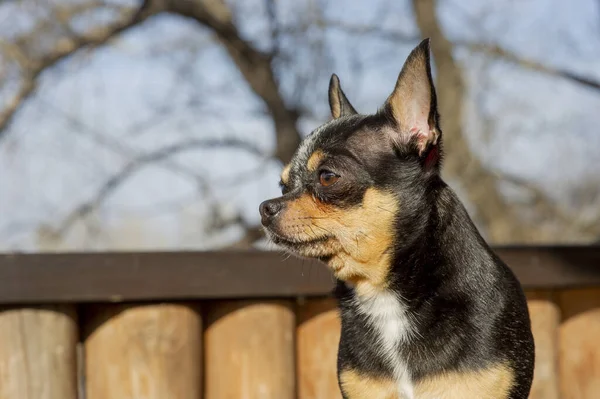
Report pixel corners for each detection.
[259,39,534,399]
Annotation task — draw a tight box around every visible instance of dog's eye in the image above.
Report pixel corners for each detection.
[279,180,289,194]
[319,170,339,187]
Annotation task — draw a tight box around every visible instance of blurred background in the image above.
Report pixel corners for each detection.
[1,0,600,253]
[1,2,600,399]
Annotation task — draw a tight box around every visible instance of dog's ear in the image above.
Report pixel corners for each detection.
[328,74,358,119]
[383,38,440,155]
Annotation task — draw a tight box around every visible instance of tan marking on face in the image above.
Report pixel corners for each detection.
[280,164,291,185]
[339,369,399,399]
[278,188,398,291]
[306,149,325,172]
[414,363,515,399]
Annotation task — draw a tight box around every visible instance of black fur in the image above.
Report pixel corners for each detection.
[260,39,534,398]
[334,164,535,398]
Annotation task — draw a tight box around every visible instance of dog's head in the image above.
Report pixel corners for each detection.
[259,39,441,290]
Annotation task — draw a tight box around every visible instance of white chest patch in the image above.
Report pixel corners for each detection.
[355,290,415,399]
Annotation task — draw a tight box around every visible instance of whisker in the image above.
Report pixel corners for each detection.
[312,224,334,235]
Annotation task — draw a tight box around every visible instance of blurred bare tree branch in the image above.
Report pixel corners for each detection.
[460,41,600,91]
[412,0,600,242]
[54,137,266,236]
[0,0,157,137]
[166,0,302,163]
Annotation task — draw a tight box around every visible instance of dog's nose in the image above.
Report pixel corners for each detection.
[259,199,283,226]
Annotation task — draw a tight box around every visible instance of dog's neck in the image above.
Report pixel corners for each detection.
[394,183,492,301]
[339,181,492,304]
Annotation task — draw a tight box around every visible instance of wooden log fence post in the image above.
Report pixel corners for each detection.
[0,305,78,399]
[84,303,202,399]
[297,298,342,399]
[559,288,600,399]
[526,290,560,399]
[204,300,295,399]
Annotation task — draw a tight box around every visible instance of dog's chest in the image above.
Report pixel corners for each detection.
[356,291,415,398]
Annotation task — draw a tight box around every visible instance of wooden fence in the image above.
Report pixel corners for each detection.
[0,247,599,399]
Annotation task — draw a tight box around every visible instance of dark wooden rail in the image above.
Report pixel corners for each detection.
[1,246,600,304]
